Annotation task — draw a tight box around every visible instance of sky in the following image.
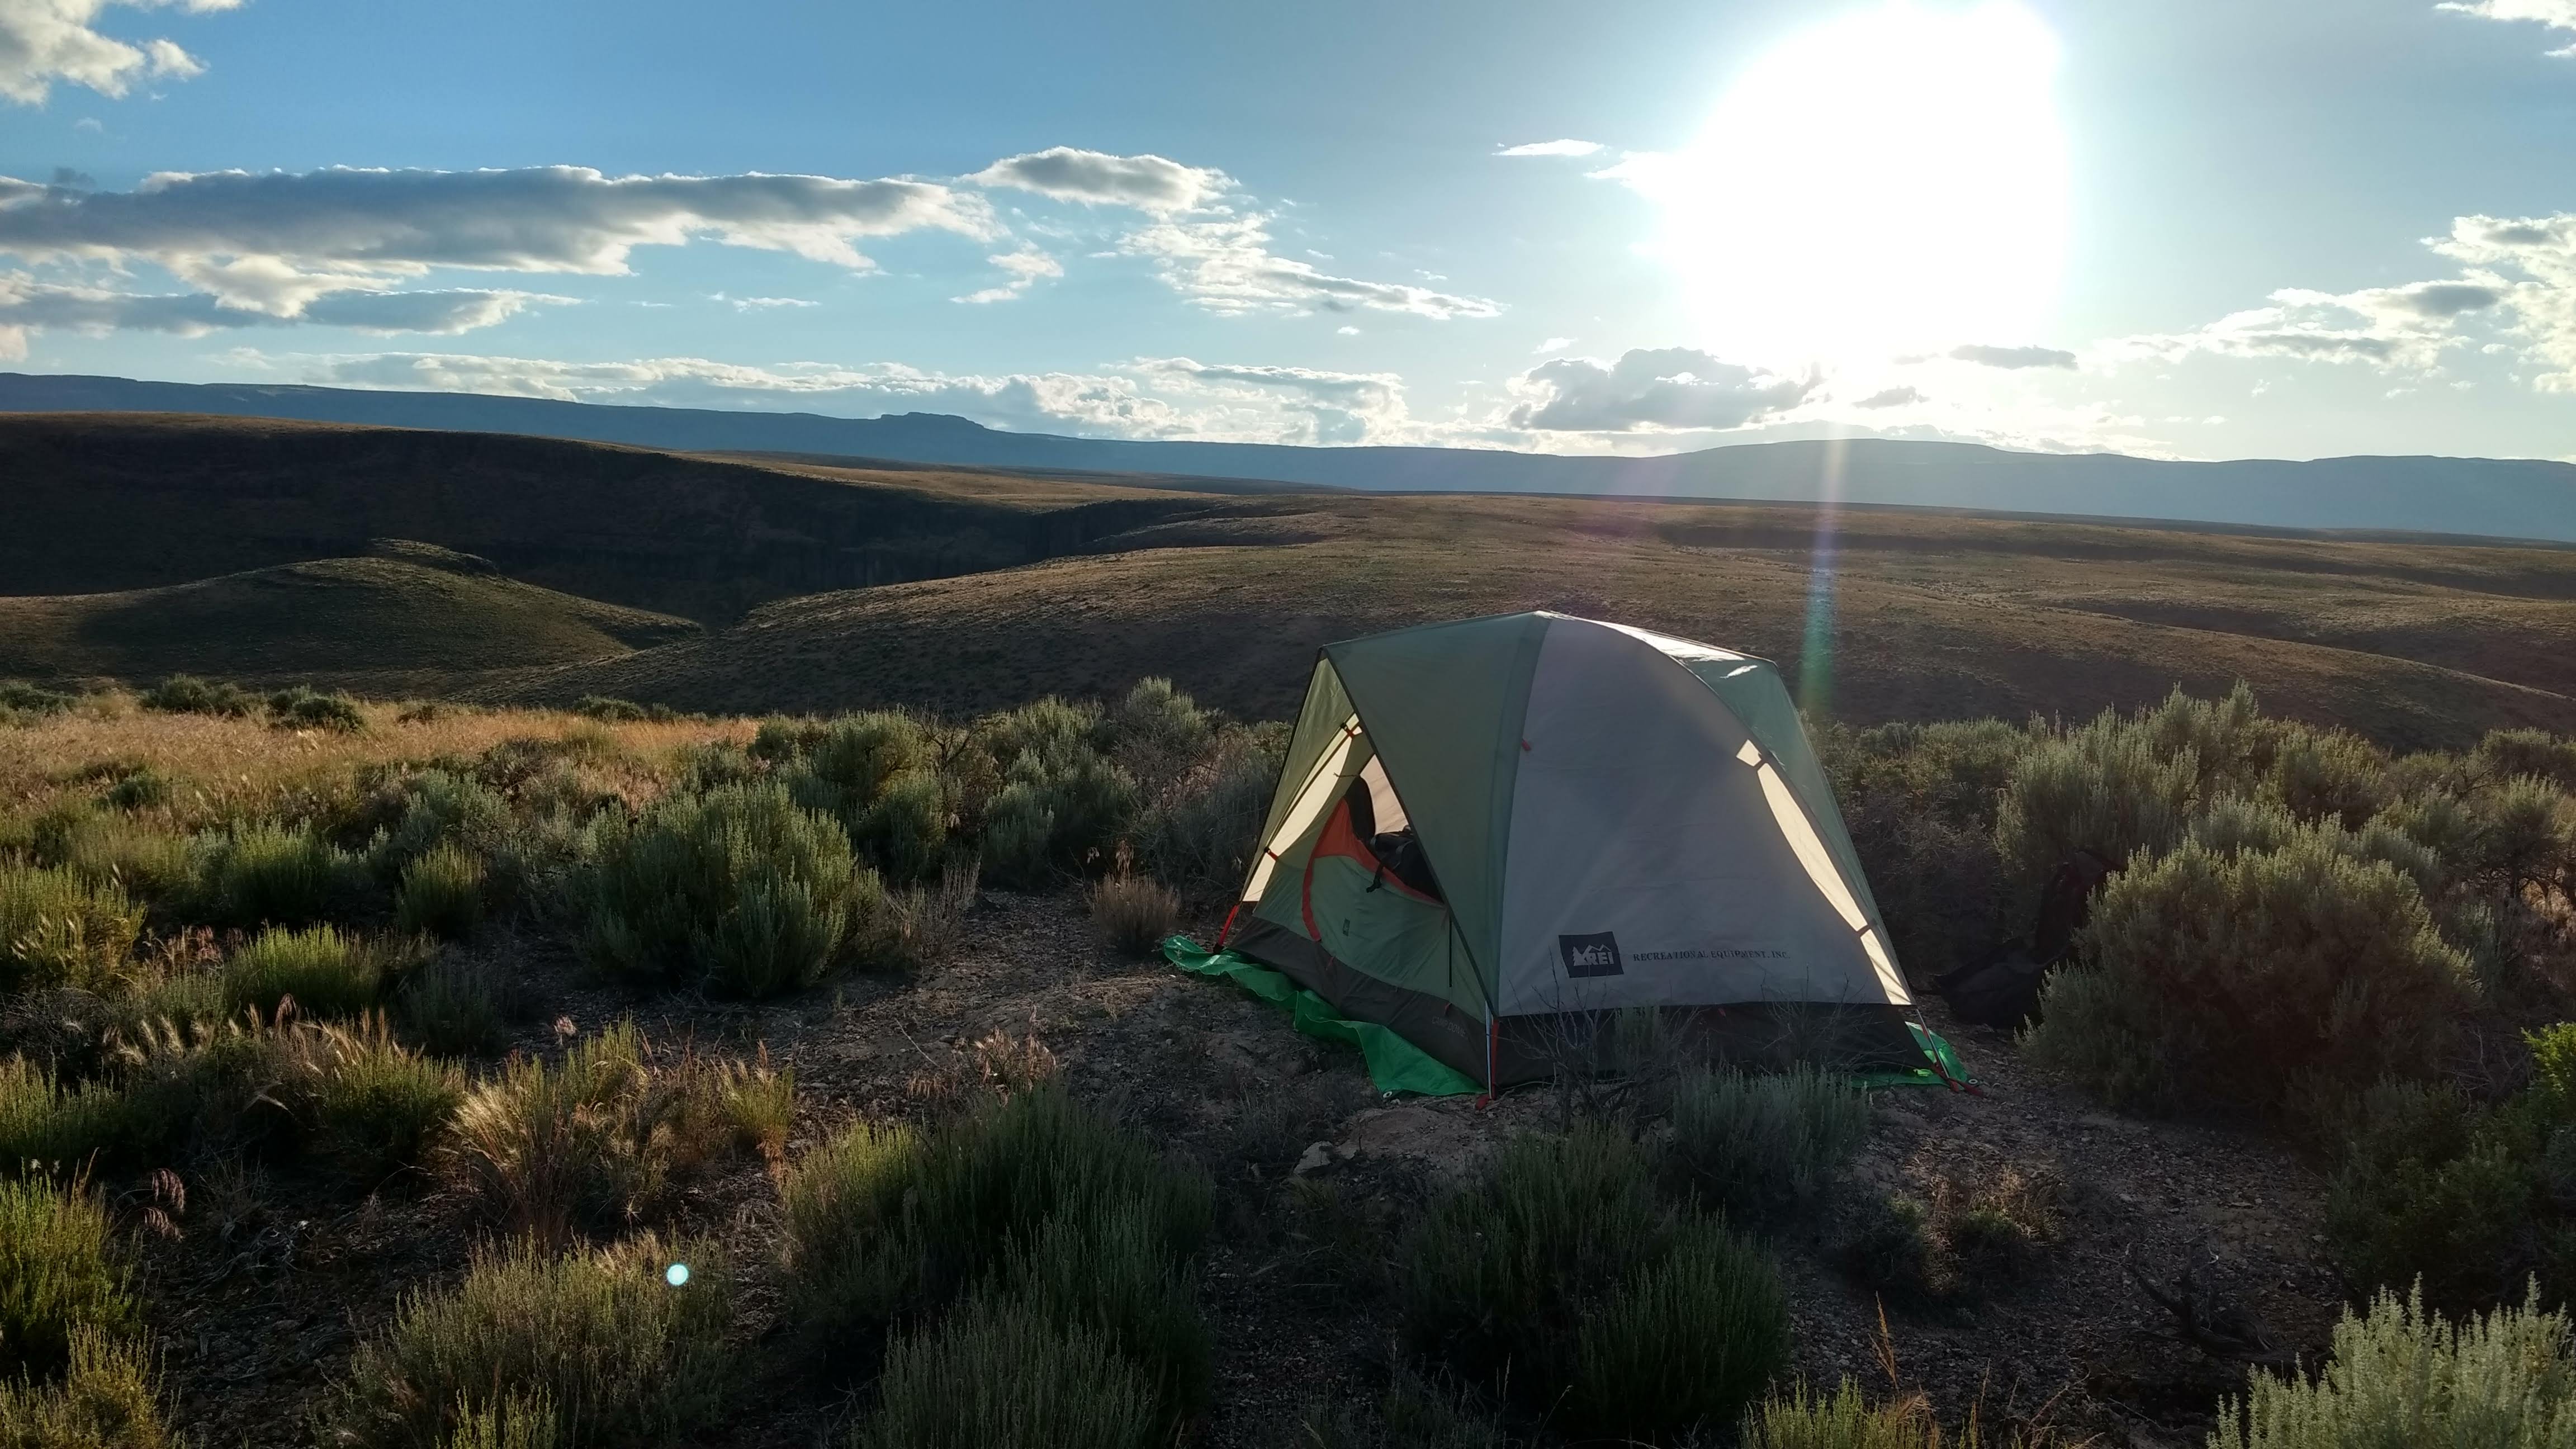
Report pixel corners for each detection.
[1,0,2572,462]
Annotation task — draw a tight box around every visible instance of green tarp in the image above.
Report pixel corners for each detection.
[1163,936,1972,1097]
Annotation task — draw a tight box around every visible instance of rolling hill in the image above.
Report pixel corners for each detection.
[5,413,2572,749]
[4,370,2574,542]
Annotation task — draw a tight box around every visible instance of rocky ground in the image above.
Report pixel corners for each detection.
[139,888,2343,1447]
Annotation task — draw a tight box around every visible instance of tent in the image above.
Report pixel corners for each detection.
[1211,611,1939,1089]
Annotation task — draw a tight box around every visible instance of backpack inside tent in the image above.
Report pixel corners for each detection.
[1204,611,1942,1090]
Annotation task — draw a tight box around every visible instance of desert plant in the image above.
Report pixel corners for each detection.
[997,1204,1213,1431]
[1291,1363,1524,1449]
[2212,1285,2575,1448]
[266,685,367,732]
[855,1295,1161,1449]
[305,1016,465,1181]
[0,680,77,722]
[0,864,143,993]
[1566,1218,1792,1441]
[1091,871,1181,956]
[367,770,513,884]
[396,955,521,1057]
[0,1059,138,1176]
[443,1022,660,1244]
[851,769,948,883]
[571,695,651,722]
[2024,835,2477,1114]
[100,769,170,813]
[45,813,195,905]
[1108,678,1212,765]
[780,1120,930,1349]
[1135,729,1280,898]
[877,860,978,973]
[222,924,393,1019]
[0,1328,169,1448]
[1842,1169,2060,1304]
[1745,1379,2080,1448]
[397,845,489,940]
[1819,717,2030,979]
[138,674,254,717]
[582,781,865,997]
[2473,728,2576,794]
[191,821,361,928]
[0,1177,136,1383]
[320,1234,731,1449]
[1665,1065,1872,1225]
[436,1389,562,1449]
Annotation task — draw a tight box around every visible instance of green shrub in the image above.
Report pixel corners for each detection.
[0,681,77,722]
[1665,1066,1872,1225]
[397,845,488,940]
[320,1234,731,1449]
[100,769,170,813]
[806,712,932,805]
[1993,716,2198,895]
[367,770,512,884]
[1842,1192,1940,1301]
[2213,1285,2574,1448]
[1567,1219,1791,1442]
[266,685,366,732]
[2025,836,2476,1114]
[1108,678,1212,763]
[191,821,360,928]
[0,1178,136,1384]
[1090,873,1180,956]
[856,1295,1161,1449]
[978,782,1058,888]
[571,696,651,722]
[222,925,392,1019]
[139,674,255,717]
[851,769,948,883]
[1745,1380,2055,1449]
[396,955,519,1057]
[997,1205,1211,1431]
[435,1390,562,1449]
[0,864,143,993]
[1135,730,1280,898]
[2473,728,2576,794]
[1820,718,2030,978]
[780,1121,928,1348]
[1401,1125,1671,1392]
[305,1017,464,1181]
[0,1328,170,1448]
[44,813,195,905]
[1841,1168,2059,1304]
[0,1059,138,1176]
[582,782,865,997]
[975,698,1105,777]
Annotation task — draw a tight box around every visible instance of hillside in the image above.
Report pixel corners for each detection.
[485,493,2576,751]
[0,551,702,688]
[6,371,2575,541]
[0,411,1229,623]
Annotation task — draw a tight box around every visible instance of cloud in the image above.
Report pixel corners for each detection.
[0,0,239,106]
[1140,355,1409,442]
[1120,210,1500,319]
[1495,139,1604,158]
[0,165,996,313]
[1533,337,1573,354]
[953,245,1062,304]
[713,292,818,310]
[1947,343,2076,369]
[1506,347,1818,432]
[0,273,547,354]
[2431,212,2576,387]
[969,148,1227,213]
[1853,385,1924,409]
[2437,0,2576,54]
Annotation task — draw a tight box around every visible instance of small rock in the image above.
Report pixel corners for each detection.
[1292,1142,1334,1176]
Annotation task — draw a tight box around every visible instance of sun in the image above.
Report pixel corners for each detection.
[1632,2,2070,368]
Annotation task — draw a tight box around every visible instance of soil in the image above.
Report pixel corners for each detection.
[135,889,2346,1448]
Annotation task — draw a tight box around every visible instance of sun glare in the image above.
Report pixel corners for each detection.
[1637,2,2069,367]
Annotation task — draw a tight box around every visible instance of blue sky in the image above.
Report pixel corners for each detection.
[2,0,2572,461]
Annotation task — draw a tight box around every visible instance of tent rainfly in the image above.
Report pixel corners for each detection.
[1218,611,1938,1088]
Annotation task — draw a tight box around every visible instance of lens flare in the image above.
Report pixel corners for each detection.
[1799,438,1850,717]
[665,1262,690,1287]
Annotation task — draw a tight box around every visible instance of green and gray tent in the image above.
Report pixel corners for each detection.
[1217,611,1938,1088]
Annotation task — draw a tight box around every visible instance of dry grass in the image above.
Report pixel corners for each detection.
[1090,874,1181,956]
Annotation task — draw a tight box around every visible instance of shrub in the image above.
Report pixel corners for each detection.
[1843,1169,2059,1304]
[978,782,1058,888]
[304,1017,465,1181]
[856,1295,1162,1449]
[1135,730,1280,898]
[997,1205,1212,1431]
[396,955,520,1057]
[1401,1125,1671,1392]
[0,864,143,993]
[0,1177,137,1382]
[0,1059,138,1176]
[780,1121,928,1349]
[582,782,865,997]
[397,845,488,940]
[0,680,77,722]
[100,769,170,813]
[436,1390,562,1449]
[1090,873,1181,956]
[191,821,361,928]
[805,712,932,806]
[266,685,367,732]
[2024,836,2476,1114]
[0,1328,169,1448]
[571,695,650,722]
[1665,1066,1872,1225]
[222,925,392,1020]
[1292,1364,1523,1449]
[1566,1219,1791,1442]
[46,813,195,904]
[2473,728,2576,794]
[851,769,948,883]
[1843,1193,1940,1301]
[1745,1380,2068,1449]
[320,1234,731,1449]
[367,771,512,884]
[1108,678,1212,765]
[878,861,979,974]
[2212,1285,2574,1448]
[1993,716,2198,897]
[1820,718,2030,978]
[139,674,254,718]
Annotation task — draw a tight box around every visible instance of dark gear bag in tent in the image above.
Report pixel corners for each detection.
[1933,849,2115,1030]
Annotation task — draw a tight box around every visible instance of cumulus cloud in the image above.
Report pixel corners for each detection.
[1120,210,1499,319]
[1853,385,1924,409]
[1948,343,2076,369]
[2438,0,2576,54]
[0,273,547,356]
[0,0,239,106]
[1140,356,1409,443]
[2110,262,2528,376]
[1495,139,1604,157]
[0,165,996,314]
[1507,347,1818,432]
[953,245,1062,304]
[2432,212,2576,386]
[969,148,1227,213]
